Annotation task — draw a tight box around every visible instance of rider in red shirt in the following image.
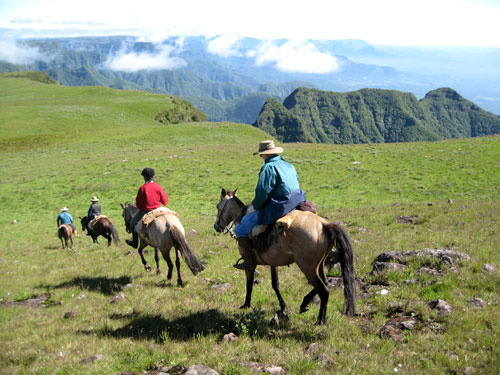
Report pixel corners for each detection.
[126,167,168,248]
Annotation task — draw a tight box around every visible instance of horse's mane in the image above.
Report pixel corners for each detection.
[232,195,248,223]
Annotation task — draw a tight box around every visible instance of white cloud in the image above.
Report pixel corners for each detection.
[251,41,341,74]
[0,39,44,64]
[103,44,186,73]
[207,34,241,57]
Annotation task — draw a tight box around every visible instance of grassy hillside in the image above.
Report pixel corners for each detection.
[0,74,208,151]
[0,79,499,375]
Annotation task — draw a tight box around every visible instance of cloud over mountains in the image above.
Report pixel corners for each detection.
[103,44,186,72]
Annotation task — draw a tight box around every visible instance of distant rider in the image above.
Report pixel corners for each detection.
[83,196,102,233]
[233,140,305,271]
[57,207,78,235]
[126,167,169,248]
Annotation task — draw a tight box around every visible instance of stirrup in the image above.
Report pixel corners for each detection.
[233,257,254,270]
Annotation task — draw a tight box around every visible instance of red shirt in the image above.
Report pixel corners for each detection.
[136,181,168,211]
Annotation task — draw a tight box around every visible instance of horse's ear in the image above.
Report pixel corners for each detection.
[234,188,238,195]
[120,202,124,209]
[221,188,226,197]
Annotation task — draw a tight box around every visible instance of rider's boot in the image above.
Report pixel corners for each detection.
[126,232,138,249]
[233,237,256,271]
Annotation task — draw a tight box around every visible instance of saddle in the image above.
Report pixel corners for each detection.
[141,207,179,226]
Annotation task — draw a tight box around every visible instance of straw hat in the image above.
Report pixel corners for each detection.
[61,207,69,212]
[253,140,284,155]
[91,196,99,202]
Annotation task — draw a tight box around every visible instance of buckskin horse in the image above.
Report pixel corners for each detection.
[58,224,75,248]
[214,188,356,325]
[80,216,119,247]
[121,203,204,285]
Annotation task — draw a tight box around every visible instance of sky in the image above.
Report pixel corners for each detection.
[1,0,500,47]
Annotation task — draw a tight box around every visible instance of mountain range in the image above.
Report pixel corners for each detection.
[2,35,499,126]
[253,87,500,144]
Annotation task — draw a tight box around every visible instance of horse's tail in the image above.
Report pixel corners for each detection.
[108,221,120,245]
[58,225,68,239]
[170,225,204,275]
[324,222,356,316]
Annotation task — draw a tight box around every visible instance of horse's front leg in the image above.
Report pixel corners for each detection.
[241,269,255,309]
[270,266,286,312]
[137,243,151,272]
[69,236,73,248]
[105,234,112,247]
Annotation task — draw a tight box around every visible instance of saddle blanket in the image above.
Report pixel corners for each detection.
[142,207,179,226]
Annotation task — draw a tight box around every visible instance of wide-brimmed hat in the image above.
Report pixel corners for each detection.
[61,207,69,212]
[253,140,284,155]
[91,196,99,202]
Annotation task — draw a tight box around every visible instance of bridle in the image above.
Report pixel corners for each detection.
[214,196,238,238]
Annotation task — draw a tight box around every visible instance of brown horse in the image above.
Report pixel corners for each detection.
[214,188,356,325]
[121,203,204,285]
[58,224,75,248]
[80,216,119,246]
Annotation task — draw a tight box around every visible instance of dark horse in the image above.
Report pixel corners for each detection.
[121,203,204,285]
[214,188,356,325]
[58,224,75,248]
[80,216,119,246]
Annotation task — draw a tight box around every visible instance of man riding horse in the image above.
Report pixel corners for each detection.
[126,167,169,248]
[57,206,77,234]
[233,140,306,271]
[83,196,101,233]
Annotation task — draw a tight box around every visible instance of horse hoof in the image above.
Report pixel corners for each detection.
[239,304,251,309]
[156,269,162,275]
[299,307,309,314]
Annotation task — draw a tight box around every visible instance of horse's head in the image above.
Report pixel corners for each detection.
[120,202,137,233]
[79,216,87,231]
[214,188,245,233]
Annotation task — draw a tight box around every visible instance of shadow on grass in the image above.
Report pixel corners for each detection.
[39,275,132,295]
[84,309,237,342]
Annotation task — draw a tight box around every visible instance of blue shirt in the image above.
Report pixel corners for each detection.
[252,155,305,225]
[57,212,74,226]
[252,155,301,210]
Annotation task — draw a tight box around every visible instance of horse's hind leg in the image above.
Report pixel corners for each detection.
[105,234,112,247]
[159,249,173,279]
[270,267,286,312]
[300,261,329,313]
[300,289,317,313]
[298,263,330,324]
[174,249,182,286]
[154,248,162,274]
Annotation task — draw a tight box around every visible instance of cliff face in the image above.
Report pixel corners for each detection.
[253,87,500,144]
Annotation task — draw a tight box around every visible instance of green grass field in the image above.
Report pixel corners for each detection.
[0,75,499,375]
